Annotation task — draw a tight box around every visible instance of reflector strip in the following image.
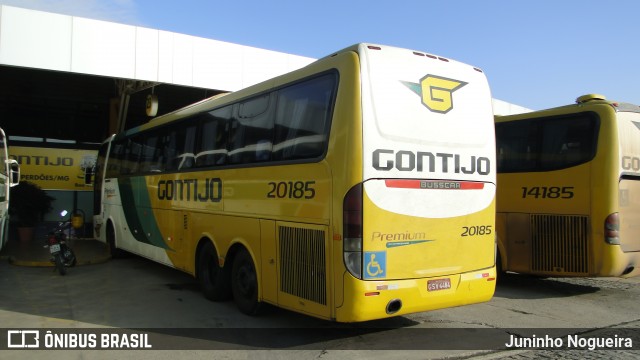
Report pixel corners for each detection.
[385,179,485,190]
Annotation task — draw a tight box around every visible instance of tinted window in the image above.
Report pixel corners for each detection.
[228,94,274,164]
[139,133,160,173]
[496,113,599,173]
[195,106,232,167]
[107,71,338,174]
[274,73,336,161]
[164,123,197,171]
[107,140,125,178]
[121,136,143,175]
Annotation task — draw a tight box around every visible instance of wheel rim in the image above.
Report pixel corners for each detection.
[236,263,255,296]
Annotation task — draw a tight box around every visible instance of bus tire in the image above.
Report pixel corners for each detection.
[107,223,127,259]
[231,248,261,315]
[198,242,231,301]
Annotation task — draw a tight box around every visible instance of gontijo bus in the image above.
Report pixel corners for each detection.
[495,94,640,278]
[92,43,497,322]
[0,127,20,251]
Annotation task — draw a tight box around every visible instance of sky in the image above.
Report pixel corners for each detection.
[0,0,638,110]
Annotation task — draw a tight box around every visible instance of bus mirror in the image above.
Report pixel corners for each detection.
[8,159,20,187]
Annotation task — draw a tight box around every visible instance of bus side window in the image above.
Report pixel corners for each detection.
[154,131,172,172]
[120,137,143,175]
[273,73,335,161]
[139,133,160,173]
[228,96,274,165]
[170,123,196,171]
[107,141,124,177]
[196,107,231,167]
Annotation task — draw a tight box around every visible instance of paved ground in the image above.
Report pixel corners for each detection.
[0,228,110,267]
[0,231,638,359]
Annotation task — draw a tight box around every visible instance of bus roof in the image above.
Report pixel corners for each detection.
[495,94,640,122]
[137,43,485,133]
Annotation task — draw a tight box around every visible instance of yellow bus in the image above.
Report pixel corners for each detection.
[495,94,640,278]
[0,128,20,251]
[92,43,497,322]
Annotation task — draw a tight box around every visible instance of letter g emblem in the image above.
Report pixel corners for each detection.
[420,75,467,114]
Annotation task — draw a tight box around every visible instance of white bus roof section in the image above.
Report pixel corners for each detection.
[0,5,314,92]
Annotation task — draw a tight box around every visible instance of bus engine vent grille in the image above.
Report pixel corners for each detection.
[279,226,327,305]
[531,214,589,274]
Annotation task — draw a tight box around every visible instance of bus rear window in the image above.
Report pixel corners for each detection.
[496,113,599,173]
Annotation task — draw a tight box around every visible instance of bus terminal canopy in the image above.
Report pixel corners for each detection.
[0,5,315,142]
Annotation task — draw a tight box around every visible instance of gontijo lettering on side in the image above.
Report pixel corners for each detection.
[157,178,222,202]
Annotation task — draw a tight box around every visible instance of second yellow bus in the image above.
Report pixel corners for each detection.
[496,94,640,278]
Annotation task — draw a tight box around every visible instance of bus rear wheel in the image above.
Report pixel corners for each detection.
[198,241,230,301]
[106,223,124,259]
[231,248,261,315]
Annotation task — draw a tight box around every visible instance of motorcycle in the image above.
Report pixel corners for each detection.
[44,210,77,275]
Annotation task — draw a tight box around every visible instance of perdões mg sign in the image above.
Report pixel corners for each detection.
[9,146,97,191]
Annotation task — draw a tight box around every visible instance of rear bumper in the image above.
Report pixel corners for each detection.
[335,266,496,322]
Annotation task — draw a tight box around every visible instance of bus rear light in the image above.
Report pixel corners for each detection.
[605,213,620,245]
[343,184,363,279]
[344,252,362,278]
[343,184,362,239]
[344,237,362,251]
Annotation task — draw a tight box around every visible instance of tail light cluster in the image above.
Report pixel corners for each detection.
[604,213,620,245]
[343,184,363,279]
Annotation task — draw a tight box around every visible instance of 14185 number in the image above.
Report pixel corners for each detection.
[521,186,574,199]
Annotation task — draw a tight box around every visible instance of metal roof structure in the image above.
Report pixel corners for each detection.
[0,5,314,144]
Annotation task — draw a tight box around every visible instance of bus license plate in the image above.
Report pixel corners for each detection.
[427,278,451,292]
[49,244,60,253]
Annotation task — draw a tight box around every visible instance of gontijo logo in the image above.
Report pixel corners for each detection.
[402,75,467,114]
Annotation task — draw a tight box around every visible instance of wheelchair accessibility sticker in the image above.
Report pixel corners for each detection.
[364,251,386,279]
